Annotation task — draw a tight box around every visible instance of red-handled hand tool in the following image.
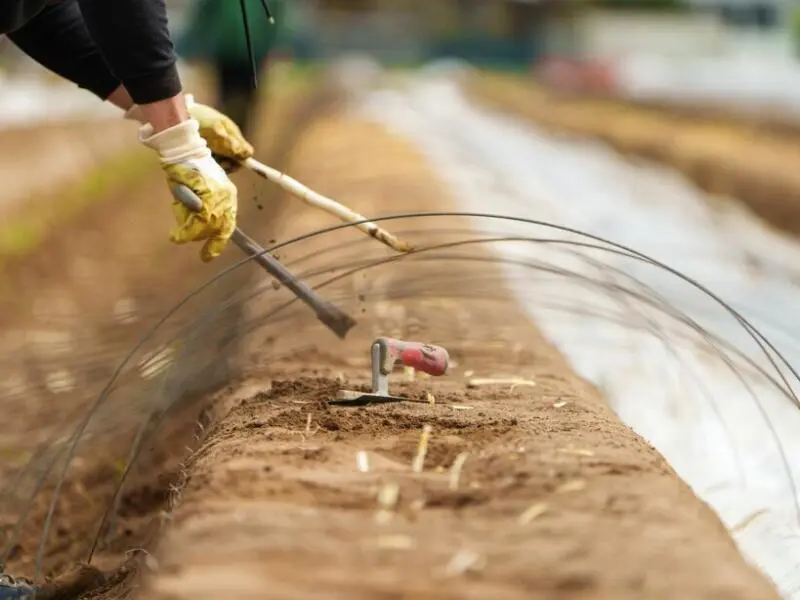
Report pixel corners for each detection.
[373,337,449,381]
[331,337,450,406]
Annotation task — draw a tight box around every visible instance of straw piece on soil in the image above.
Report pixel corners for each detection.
[449,452,470,490]
[556,479,588,494]
[731,508,769,533]
[376,483,400,525]
[558,447,594,457]
[377,483,400,510]
[467,377,536,388]
[444,549,486,577]
[304,413,313,437]
[412,425,432,473]
[356,450,370,473]
[518,502,548,524]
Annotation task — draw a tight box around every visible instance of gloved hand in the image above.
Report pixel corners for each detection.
[186,94,254,172]
[139,118,237,262]
[126,94,254,173]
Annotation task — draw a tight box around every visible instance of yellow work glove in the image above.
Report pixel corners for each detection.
[139,118,237,262]
[125,94,254,173]
[185,94,254,172]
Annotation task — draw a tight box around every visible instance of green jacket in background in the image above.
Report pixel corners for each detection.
[793,7,800,56]
[177,0,287,65]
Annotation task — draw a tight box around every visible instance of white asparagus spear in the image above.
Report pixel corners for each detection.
[243,157,411,253]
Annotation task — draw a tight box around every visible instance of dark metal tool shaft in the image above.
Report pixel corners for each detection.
[172,184,357,339]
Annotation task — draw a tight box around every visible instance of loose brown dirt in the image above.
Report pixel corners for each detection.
[136,113,778,599]
[0,119,134,216]
[0,76,326,598]
[0,144,233,584]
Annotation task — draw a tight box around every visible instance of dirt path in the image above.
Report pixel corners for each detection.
[0,76,324,592]
[144,113,777,599]
[0,120,134,217]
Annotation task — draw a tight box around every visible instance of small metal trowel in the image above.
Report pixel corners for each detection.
[331,337,450,406]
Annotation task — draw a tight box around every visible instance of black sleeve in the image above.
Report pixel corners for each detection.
[76,0,182,105]
[8,0,121,100]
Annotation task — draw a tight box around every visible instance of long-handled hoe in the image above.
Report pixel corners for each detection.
[171,158,412,339]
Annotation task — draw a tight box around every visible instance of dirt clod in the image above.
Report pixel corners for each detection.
[36,563,105,600]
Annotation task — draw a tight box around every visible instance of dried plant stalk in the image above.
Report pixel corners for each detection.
[518,502,548,525]
[467,377,536,388]
[449,452,470,490]
[356,450,370,473]
[412,425,432,473]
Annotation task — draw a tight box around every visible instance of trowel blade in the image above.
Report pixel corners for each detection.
[329,389,406,406]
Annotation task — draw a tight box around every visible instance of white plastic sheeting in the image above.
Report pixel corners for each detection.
[616,54,800,118]
[0,75,119,126]
[356,73,800,598]
[0,60,198,126]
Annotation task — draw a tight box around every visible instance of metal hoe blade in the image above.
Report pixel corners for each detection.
[172,184,357,339]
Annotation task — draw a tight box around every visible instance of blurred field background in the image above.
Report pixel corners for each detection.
[4,0,800,596]
[3,0,800,239]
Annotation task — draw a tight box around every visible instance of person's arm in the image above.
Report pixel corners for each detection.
[8,0,186,130]
[76,0,186,131]
[7,0,121,103]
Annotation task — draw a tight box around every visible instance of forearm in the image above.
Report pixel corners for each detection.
[76,0,187,130]
[76,0,181,106]
[7,0,120,100]
[106,86,134,111]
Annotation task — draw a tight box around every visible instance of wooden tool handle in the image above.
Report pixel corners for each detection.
[243,158,411,253]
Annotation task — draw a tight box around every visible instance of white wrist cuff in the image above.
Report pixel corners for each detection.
[139,118,210,165]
